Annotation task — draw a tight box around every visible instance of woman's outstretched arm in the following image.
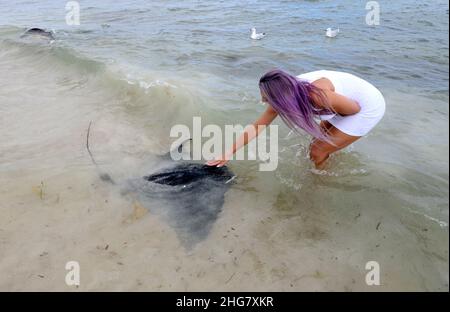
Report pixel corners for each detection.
[206,106,278,166]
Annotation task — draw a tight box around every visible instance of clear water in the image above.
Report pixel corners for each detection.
[0,0,448,291]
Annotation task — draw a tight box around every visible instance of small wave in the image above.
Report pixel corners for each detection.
[122,75,178,92]
[0,31,208,153]
[0,34,106,75]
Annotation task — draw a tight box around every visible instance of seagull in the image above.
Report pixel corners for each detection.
[326,27,340,38]
[250,27,266,40]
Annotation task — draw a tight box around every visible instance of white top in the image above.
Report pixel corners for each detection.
[296,70,386,136]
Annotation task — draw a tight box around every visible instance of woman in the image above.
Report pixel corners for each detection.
[206,69,386,169]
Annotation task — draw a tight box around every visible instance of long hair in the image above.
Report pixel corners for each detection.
[259,69,333,142]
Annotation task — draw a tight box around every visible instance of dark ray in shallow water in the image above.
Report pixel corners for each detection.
[137,163,235,247]
[86,121,235,248]
[21,28,55,40]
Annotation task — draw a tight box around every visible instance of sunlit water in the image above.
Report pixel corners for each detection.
[0,0,448,291]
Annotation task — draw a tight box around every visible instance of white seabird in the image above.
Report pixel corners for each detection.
[326,27,340,38]
[250,27,266,40]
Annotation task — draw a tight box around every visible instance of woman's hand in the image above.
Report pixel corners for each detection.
[206,159,229,167]
[206,154,231,167]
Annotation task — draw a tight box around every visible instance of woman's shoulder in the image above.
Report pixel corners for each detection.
[297,70,336,93]
[296,70,327,82]
[311,78,335,92]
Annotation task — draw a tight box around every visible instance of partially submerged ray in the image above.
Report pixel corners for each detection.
[21,28,55,41]
[136,162,235,248]
[86,121,235,248]
[144,162,233,186]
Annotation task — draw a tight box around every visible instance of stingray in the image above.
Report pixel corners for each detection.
[138,163,234,247]
[21,28,55,41]
[86,122,235,248]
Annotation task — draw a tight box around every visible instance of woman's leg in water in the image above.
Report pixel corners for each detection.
[309,121,361,169]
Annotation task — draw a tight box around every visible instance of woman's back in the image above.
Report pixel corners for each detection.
[297,70,385,116]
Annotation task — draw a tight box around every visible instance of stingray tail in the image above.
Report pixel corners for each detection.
[164,137,193,159]
[86,121,115,184]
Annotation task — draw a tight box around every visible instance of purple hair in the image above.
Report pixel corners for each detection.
[259,69,333,142]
